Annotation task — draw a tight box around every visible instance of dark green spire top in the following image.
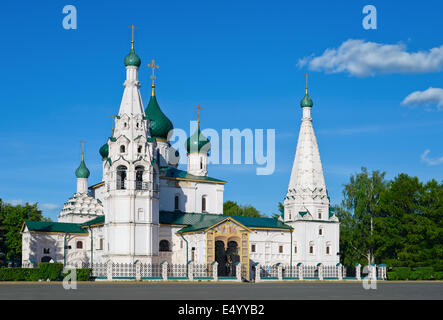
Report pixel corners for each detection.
[99,142,109,160]
[185,125,211,154]
[124,47,141,67]
[300,73,313,108]
[75,146,90,178]
[145,86,174,140]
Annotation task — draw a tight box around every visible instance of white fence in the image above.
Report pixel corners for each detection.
[62,261,387,282]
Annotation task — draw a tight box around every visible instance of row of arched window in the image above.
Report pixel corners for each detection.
[173,194,207,212]
[116,165,145,190]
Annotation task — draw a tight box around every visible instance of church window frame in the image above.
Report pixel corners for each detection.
[159,240,171,252]
[174,194,180,211]
[202,196,207,212]
[279,245,283,253]
[116,165,127,190]
[309,241,314,255]
[99,238,104,250]
[135,166,144,190]
[251,244,256,253]
[43,248,50,254]
[120,145,126,153]
[76,241,83,249]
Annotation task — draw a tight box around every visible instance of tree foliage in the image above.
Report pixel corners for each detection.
[0,199,49,264]
[223,201,263,218]
[338,169,443,271]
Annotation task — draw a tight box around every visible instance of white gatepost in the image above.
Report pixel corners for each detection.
[161,261,168,281]
[187,261,194,281]
[371,264,377,281]
[317,263,323,281]
[135,261,141,281]
[235,262,242,282]
[337,263,343,280]
[277,263,283,281]
[378,264,387,280]
[355,263,361,280]
[107,260,113,281]
[297,263,303,281]
[255,263,261,283]
[212,261,218,281]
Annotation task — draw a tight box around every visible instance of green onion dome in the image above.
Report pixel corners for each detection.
[99,142,109,160]
[145,92,174,140]
[185,126,211,154]
[75,159,90,179]
[300,93,313,108]
[124,48,141,67]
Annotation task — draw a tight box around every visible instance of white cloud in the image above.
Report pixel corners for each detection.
[402,87,443,110]
[421,150,443,166]
[298,39,443,77]
[7,200,26,206]
[39,203,60,210]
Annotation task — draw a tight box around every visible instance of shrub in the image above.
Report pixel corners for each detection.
[392,267,411,280]
[387,272,398,281]
[433,272,443,280]
[38,263,64,281]
[413,267,434,280]
[63,268,91,281]
[408,271,420,280]
[0,268,40,281]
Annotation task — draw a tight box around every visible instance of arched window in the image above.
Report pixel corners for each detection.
[76,241,83,249]
[137,145,142,153]
[202,196,207,212]
[99,238,104,250]
[116,165,127,190]
[159,240,170,252]
[135,166,144,190]
[174,195,180,211]
[200,158,203,170]
[120,145,125,153]
[309,241,314,254]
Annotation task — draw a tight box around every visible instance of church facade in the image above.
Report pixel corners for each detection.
[21,40,339,279]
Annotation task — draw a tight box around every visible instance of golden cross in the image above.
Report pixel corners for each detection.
[194,105,204,124]
[80,140,86,160]
[147,59,159,82]
[305,73,309,94]
[129,25,137,49]
[109,114,117,133]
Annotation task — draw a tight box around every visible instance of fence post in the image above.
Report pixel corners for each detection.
[187,261,194,281]
[277,263,283,281]
[317,263,323,280]
[107,261,113,281]
[355,263,361,280]
[297,263,303,281]
[236,262,242,282]
[135,261,141,281]
[378,264,386,280]
[212,261,218,281]
[371,264,377,281]
[161,261,168,281]
[337,263,343,280]
[255,263,261,283]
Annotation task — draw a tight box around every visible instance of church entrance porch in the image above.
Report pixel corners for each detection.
[205,218,250,280]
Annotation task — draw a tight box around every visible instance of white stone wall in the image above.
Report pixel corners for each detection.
[159,179,224,214]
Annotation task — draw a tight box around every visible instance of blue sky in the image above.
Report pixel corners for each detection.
[0,0,442,220]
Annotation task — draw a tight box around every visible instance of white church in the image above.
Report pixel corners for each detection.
[21,38,339,279]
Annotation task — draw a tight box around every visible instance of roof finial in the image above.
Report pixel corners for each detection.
[147,59,159,96]
[129,24,136,50]
[80,140,86,161]
[194,105,204,126]
[108,114,117,134]
[305,73,309,95]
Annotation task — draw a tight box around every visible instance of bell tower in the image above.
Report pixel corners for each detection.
[101,27,159,263]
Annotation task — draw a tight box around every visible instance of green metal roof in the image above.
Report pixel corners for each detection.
[75,159,90,178]
[300,93,313,108]
[160,167,226,184]
[159,211,292,233]
[23,221,88,234]
[124,48,141,67]
[185,125,211,154]
[81,215,105,227]
[145,94,173,140]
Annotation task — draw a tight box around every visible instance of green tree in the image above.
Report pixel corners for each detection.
[271,202,284,220]
[0,200,48,262]
[375,174,443,270]
[341,167,388,265]
[223,201,263,218]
